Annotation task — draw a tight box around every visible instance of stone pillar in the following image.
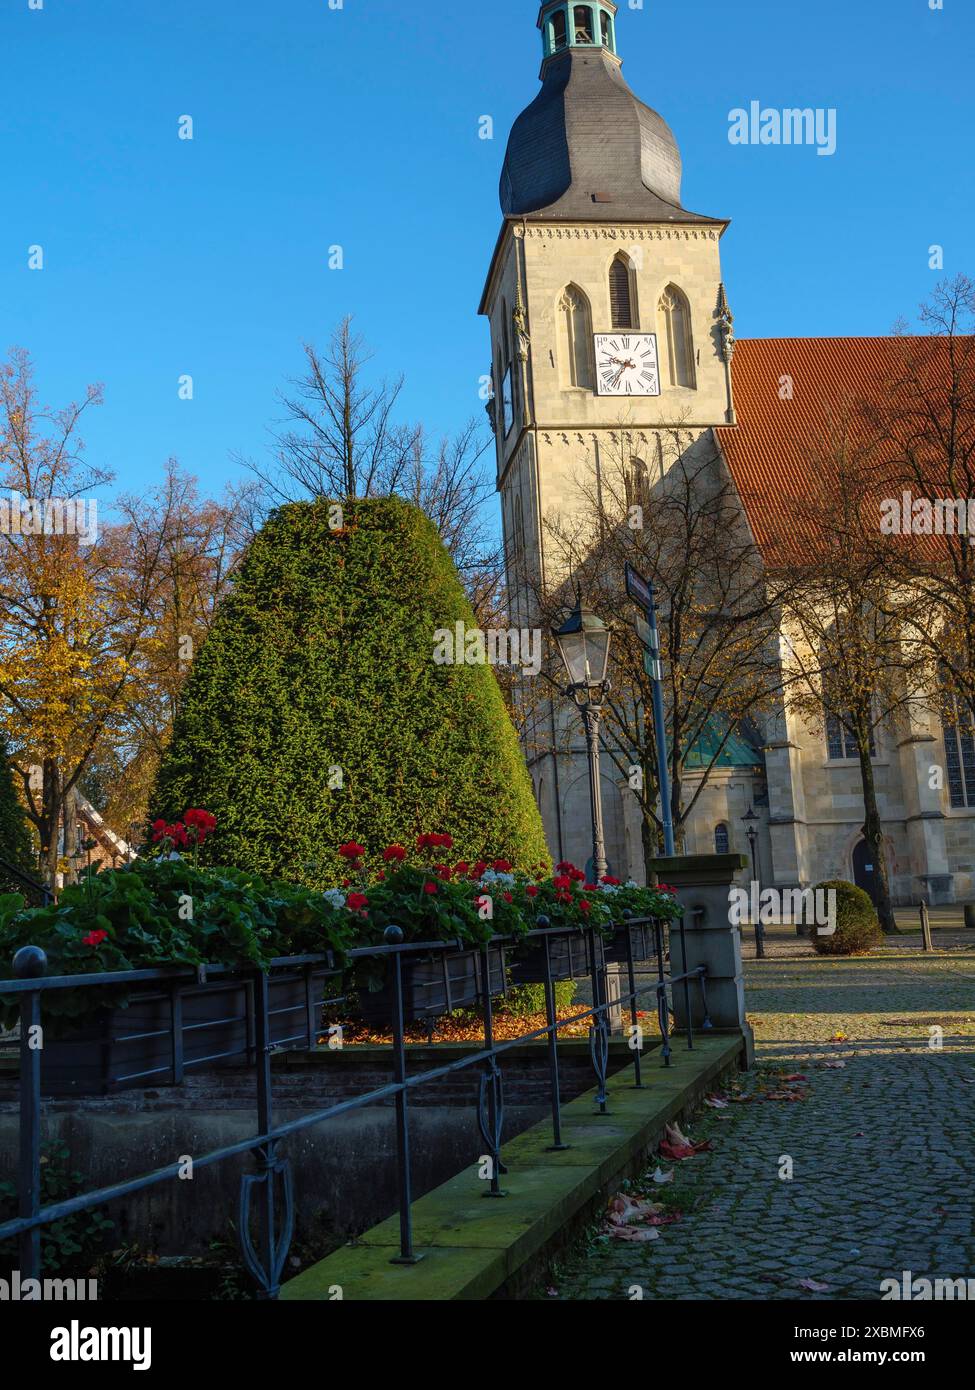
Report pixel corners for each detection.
[649,852,755,1067]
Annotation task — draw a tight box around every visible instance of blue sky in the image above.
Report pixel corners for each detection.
[2,0,972,506]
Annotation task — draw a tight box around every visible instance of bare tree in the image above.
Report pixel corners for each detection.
[779,412,925,933]
[863,276,975,733]
[239,317,502,613]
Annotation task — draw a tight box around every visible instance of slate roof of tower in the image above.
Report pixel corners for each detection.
[499,48,723,226]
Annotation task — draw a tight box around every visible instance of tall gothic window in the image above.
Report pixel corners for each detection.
[573,6,594,44]
[657,284,696,388]
[714,823,730,855]
[825,712,876,761]
[609,254,637,330]
[625,457,650,510]
[942,686,975,808]
[558,285,594,389]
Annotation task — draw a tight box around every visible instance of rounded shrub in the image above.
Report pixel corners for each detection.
[0,742,35,894]
[152,497,550,885]
[811,880,883,956]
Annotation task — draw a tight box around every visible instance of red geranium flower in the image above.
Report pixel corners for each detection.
[553,875,572,892]
[602,875,621,886]
[502,891,513,904]
[382,844,407,863]
[376,870,386,881]
[492,859,513,873]
[434,864,453,880]
[525,885,539,898]
[82,929,108,948]
[346,892,369,913]
[423,881,439,895]
[471,860,487,878]
[568,867,586,882]
[556,890,573,905]
[339,842,367,861]
[579,899,591,914]
[453,861,470,876]
[556,861,577,873]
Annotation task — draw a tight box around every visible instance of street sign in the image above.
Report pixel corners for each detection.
[625,563,653,613]
[644,654,663,682]
[635,616,657,652]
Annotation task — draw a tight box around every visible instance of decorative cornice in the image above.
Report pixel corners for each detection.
[524,225,719,241]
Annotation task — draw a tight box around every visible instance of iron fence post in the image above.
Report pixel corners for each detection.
[540,927,568,1151]
[386,928,421,1263]
[14,946,46,1281]
[624,917,644,1089]
[588,928,609,1114]
[477,944,506,1197]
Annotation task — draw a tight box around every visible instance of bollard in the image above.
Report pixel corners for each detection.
[919,902,934,953]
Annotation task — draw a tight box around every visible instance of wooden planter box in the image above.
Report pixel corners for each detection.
[40,967,332,1098]
[508,932,590,985]
[601,921,655,965]
[355,947,506,1029]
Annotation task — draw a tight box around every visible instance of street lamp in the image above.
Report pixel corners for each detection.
[552,589,612,883]
[741,806,764,959]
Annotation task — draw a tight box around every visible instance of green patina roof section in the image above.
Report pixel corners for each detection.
[683,717,765,771]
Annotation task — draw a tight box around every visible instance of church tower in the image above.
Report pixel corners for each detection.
[479,1,736,875]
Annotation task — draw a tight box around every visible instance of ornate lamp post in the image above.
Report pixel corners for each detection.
[552,590,612,883]
[741,805,764,959]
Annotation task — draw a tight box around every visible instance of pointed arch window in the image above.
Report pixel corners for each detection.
[609,254,637,330]
[714,823,730,855]
[625,457,650,511]
[558,285,594,390]
[658,285,696,389]
[940,679,975,808]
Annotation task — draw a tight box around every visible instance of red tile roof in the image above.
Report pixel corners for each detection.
[717,336,960,562]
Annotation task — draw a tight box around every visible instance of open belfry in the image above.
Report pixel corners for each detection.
[480,1,974,904]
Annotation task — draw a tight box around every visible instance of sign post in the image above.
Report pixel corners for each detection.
[625,563,675,857]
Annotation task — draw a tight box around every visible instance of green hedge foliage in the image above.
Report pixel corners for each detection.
[152,497,550,884]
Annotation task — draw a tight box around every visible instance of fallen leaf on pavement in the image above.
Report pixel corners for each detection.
[607,1195,664,1225]
[652,1167,674,1184]
[798,1279,831,1293]
[704,1095,729,1108]
[822,1062,846,1069]
[608,1225,660,1242]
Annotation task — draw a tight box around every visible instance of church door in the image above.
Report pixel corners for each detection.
[852,839,879,906]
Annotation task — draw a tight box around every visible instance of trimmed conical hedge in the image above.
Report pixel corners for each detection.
[0,743,35,893]
[152,497,549,884]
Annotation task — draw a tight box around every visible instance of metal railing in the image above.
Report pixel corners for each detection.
[0,914,710,1297]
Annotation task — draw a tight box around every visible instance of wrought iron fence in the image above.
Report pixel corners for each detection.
[0,914,710,1298]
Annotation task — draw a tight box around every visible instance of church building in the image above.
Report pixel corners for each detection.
[479,2,974,906]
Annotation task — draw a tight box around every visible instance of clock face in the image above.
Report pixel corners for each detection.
[594,333,661,397]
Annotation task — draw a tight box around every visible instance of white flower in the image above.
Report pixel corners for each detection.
[479,869,515,888]
[324,889,347,910]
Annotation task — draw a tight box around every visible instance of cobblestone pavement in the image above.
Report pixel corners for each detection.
[552,947,975,1300]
